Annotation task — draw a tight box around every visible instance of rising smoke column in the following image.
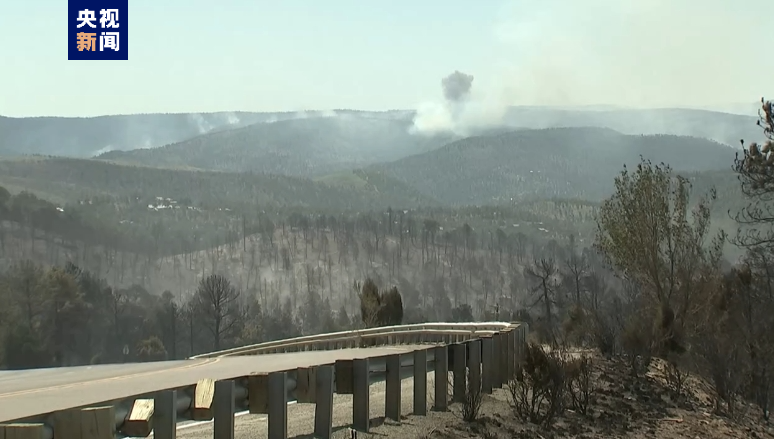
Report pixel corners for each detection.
[442,71,474,102]
[411,70,504,136]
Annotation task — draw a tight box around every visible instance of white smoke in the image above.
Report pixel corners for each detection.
[225,112,240,125]
[189,113,213,134]
[411,70,507,136]
[93,144,115,156]
[413,0,774,135]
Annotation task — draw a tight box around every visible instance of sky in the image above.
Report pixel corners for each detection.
[1,0,772,117]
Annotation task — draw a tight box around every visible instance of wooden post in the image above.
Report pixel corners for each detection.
[505,329,514,381]
[296,367,317,403]
[122,399,154,438]
[81,406,115,439]
[335,359,354,394]
[413,349,427,415]
[468,339,482,396]
[3,423,46,439]
[385,354,401,422]
[154,390,177,439]
[268,371,288,439]
[214,380,235,439]
[500,330,510,384]
[492,333,503,388]
[452,343,467,403]
[248,373,269,414]
[313,365,335,439]
[190,378,215,420]
[433,345,448,411]
[352,358,370,432]
[52,410,80,439]
[481,336,493,394]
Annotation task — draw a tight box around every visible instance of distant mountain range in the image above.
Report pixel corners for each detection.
[499,107,760,148]
[0,109,412,158]
[0,106,763,163]
[97,116,456,177]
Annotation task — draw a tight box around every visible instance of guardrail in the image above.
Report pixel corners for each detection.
[191,322,516,358]
[0,321,528,439]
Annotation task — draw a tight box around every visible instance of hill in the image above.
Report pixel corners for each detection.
[3,105,757,162]
[502,106,760,147]
[0,156,437,211]
[0,112,266,157]
[98,116,456,177]
[0,110,416,158]
[371,127,737,205]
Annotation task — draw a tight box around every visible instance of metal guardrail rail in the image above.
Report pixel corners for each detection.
[0,321,526,439]
[191,322,515,358]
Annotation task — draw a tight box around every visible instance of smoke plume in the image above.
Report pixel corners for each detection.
[412,70,505,136]
[442,71,474,102]
[412,0,774,137]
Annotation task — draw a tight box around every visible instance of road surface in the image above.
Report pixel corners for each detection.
[0,346,433,423]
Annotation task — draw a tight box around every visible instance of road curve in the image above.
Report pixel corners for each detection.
[0,345,433,423]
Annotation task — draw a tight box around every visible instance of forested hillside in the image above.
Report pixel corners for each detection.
[502,107,759,147]
[2,106,754,161]
[0,112,272,157]
[372,127,736,204]
[0,156,437,210]
[99,117,456,177]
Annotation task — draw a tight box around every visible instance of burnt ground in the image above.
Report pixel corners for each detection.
[355,353,774,439]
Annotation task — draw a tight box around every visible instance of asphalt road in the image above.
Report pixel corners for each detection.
[173,371,443,439]
[0,346,432,423]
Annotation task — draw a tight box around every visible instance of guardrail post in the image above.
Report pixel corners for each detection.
[214,380,235,439]
[334,360,354,394]
[501,330,510,382]
[467,339,481,397]
[314,365,334,439]
[517,323,528,371]
[248,373,269,414]
[413,348,427,415]
[153,390,177,439]
[52,410,80,438]
[452,343,467,403]
[353,358,370,432]
[2,423,46,439]
[433,345,448,411]
[481,336,493,394]
[503,330,512,382]
[268,371,288,439]
[385,354,401,422]
[81,406,115,439]
[296,367,317,403]
[492,332,503,388]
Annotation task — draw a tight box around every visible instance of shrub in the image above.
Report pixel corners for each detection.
[566,354,595,415]
[508,342,567,427]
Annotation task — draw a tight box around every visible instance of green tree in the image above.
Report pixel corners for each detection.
[595,158,724,357]
[357,278,404,328]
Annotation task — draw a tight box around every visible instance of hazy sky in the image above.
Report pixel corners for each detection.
[1,0,772,117]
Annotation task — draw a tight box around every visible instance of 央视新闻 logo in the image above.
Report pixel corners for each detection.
[68,0,128,60]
